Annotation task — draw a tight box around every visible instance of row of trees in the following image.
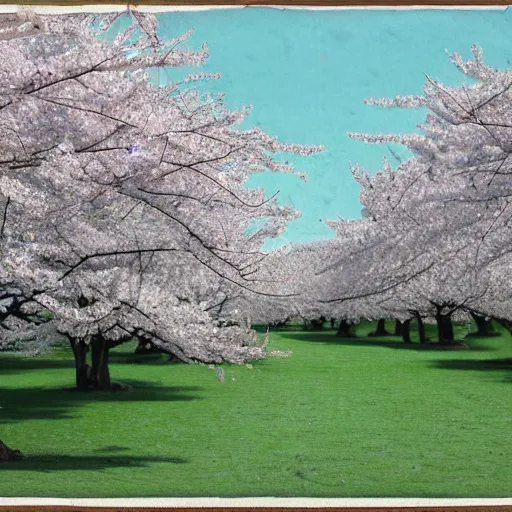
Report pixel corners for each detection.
[2,11,510,378]
[283,45,512,344]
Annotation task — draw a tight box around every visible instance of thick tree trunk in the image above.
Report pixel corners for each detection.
[435,311,455,344]
[414,313,427,344]
[336,320,354,337]
[402,319,412,344]
[69,337,90,391]
[394,319,403,336]
[470,312,492,336]
[90,335,111,391]
[370,318,391,336]
[0,440,24,461]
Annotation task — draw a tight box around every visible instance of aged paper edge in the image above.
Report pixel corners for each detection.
[0,4,509,11]
[0,1,509,509]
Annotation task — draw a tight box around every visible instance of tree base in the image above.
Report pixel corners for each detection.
[368,331,393,337]
[465,331,501,339]
[0,440,24,461]
[429,341,470,350]
[335,332,357,338]
[110,382,134,392]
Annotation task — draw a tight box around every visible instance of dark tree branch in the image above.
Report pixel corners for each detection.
[0,196,10,237]
[57,248,182,281]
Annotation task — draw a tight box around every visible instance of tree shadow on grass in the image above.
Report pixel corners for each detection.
[93,445,131,453]
[0,380,203,424]
[0,453,188,472]
[431,358,512,383]
[0,355,74,375]
[278,331,498,353]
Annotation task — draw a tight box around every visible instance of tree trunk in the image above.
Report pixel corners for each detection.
[336,320,354,337]
[435,311,454,344]
[402,319,412,344]
[470,312,492,336]
[370,318,391,336]
[414,312,427,344]
[90,335,111,391]
[309,317,325,330]
[330,317,336,329]
[135,338,157,354]
[0,440,24,461]
[69,337,90,391]
[394,319,403,336]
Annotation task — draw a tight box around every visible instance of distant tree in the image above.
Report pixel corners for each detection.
[336,319,357,338]
[369,319,391,337]
[401,319,412,344]
[303,316,326,330]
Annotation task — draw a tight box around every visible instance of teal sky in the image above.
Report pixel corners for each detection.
[135,8,511,246]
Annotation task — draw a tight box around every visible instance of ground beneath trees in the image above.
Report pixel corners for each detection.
[0,320,510,498]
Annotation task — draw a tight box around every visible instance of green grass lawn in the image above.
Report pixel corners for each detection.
[0,320,511,498]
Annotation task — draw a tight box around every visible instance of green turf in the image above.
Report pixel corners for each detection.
[0,320,510,498]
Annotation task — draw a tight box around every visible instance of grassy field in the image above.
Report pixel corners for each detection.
[0,320,510,498]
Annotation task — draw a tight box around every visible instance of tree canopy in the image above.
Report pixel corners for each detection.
[0,10,322,388]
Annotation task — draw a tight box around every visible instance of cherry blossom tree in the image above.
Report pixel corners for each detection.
[0,10,323,392]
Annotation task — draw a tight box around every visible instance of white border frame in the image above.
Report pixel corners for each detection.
[0,4,509,508]
[1,497,512,508]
